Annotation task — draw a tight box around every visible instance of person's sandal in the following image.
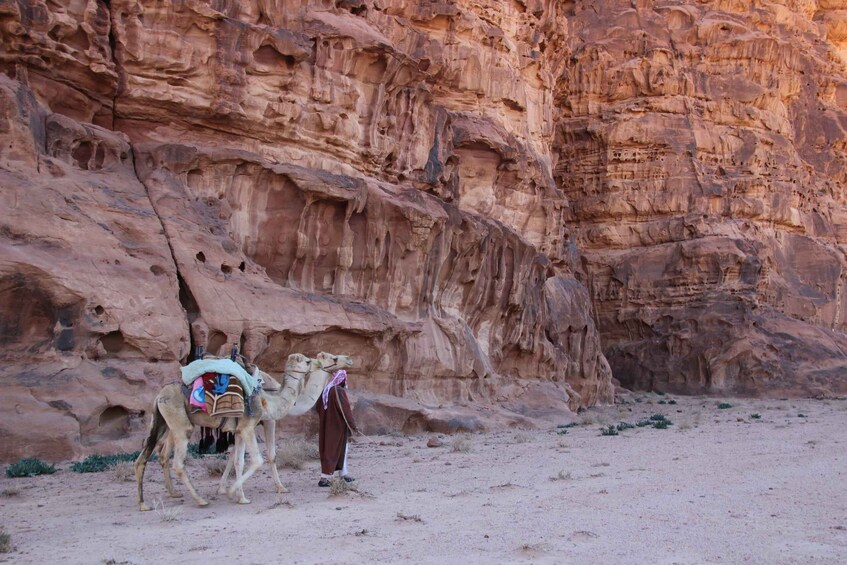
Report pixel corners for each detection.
[318,478,331,487]
[342,476,355,483]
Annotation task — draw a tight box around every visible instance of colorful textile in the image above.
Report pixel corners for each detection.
[180,358,259,396]
[189,378,206,412]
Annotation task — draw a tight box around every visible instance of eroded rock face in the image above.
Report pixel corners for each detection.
[555,1,847,396]
[0,1,612,460]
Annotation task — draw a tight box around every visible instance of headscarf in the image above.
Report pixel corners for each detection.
[322,370,348,409]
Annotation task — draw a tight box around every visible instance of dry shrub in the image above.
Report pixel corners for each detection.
[1,488,20,498]
[512,431,531,444]
[450,434,472,453]
[202,457,228,477]
[396,512,423,523]
[278,437,319,470]
[549,470,573,481]
[153,499,182,523]
[328,476,358,496]
[111,461,134,482]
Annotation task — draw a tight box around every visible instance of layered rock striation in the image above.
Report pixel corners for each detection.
[0,0,612,460]
[555,1,847,396]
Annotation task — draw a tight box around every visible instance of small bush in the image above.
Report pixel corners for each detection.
[636,419,652,427]
[550,470,573,481]
[451,435,472,453]
[203,457,228,477]
[111,461,135,482]
[600,425,618,436]
[652,419,672,429]
[750,413,762,420]
[798,413,807,418]
[718,402,733,409]
[0,527,11,553]
[668,399,677,405]
[1,488,20,497]
[556,429,568,435]
[278,437,319,470]
[153,499,182,522]
[616,422,636,431]
[658,400,667,405]
[557,422,579,429]
[5,458,56,478]
[71,452,140,473]
[655,391,666,396]
[649,414,669,422]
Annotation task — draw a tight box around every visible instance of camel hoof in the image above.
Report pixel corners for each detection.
[195,499,209,507]
[236,497,251,505]
[217,487,227,496]
[275,485,289,494]
[139,503,152,512]
[167,492,183,499]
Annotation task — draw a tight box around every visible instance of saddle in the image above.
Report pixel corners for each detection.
[190,372,245,417]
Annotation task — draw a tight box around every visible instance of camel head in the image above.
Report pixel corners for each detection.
[315,352,354,373]
[284,353,312,376]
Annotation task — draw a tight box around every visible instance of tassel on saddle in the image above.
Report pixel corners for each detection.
[197,426,234,455]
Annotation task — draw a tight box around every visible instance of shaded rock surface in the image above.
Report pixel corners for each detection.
[555,1,847,397]
[0,0,612,461]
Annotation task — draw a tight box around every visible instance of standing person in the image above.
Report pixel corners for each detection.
[316,369,357,487]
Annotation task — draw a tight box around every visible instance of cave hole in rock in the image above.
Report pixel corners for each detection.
[93,305,105,316]
[149,264,166,276]
[196,251,206,263]
[100,330,126,354]
[72,141,94,169]
[238,261,246,272]
[98,405,130,439]
[221,264,232,274]
[207,330,227,355]
[0,275,58,349]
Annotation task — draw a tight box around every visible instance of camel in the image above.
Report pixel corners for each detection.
[133,356,307,511]
[217,351,354,494]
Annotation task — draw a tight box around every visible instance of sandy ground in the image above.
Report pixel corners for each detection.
[2,393,847,564]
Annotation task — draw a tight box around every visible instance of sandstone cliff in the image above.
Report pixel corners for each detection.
[0,0,612,461]
[556,0,847,396]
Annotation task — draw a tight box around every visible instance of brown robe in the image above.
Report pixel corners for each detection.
[316,385,357,475]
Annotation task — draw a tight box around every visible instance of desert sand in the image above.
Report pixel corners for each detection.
[2,393,846,564]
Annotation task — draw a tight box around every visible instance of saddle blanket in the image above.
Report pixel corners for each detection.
[190,372,244,417]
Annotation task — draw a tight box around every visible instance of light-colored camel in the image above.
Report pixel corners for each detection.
[151,353,319,504]
[133,360,303,511]
[217,351,354,494]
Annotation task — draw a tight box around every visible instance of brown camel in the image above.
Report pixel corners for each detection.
[133,360,301,511]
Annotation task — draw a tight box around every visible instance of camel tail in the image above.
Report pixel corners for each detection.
[139,402,166,459]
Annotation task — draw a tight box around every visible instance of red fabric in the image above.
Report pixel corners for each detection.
[315,385,357,475]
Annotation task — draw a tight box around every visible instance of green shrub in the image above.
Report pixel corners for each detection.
[658,400,667,405]
[652,419,672,429]
[556,429,568,435]
[0,527,10,553]
[750,413,762,419]
[636,419,652,427]
[5,458,56,478]
[797,413,807,418]
[556,423,579,429]
[718,402,733,409]
[649,414,669,422]
[616,422,636,431]
[655,391,666,396]
[668,399,677,405]
[71,452,140,473]
[600,425,619,436]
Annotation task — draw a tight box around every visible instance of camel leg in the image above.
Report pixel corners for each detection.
[135,404,166,512]
[229,427,263,504]
[157,433,181,498]
[171,430,208,507]
[228,432,248,503]
[134,442,156,512]
[265,420,288,493]
[218,438,236,496]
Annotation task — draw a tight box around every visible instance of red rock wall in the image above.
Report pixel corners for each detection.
[0,0,613,460]
[555,1,847,396]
